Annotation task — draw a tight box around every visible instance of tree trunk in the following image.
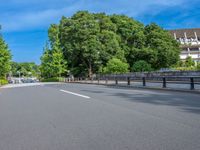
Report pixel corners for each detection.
[88,63,93,80]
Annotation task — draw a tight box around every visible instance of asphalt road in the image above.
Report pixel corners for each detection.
[0,83,200,150]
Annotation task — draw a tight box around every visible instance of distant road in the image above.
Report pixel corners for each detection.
[0,83,200,150]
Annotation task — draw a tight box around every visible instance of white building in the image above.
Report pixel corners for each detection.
[169,28,200,62]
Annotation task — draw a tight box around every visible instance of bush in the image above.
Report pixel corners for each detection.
[132,60,152,72]
[40,77,59,82]
[103,58,129,74]
[175,66,196,71]
[0,79,8,85]
[196,62,200,70]
[185,56,195,67]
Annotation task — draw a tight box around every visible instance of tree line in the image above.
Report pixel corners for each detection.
[11,62,39,77]
[40,11,180,79]
[0,27,39,83]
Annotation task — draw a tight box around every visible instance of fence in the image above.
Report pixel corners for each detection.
[59,74,200,91]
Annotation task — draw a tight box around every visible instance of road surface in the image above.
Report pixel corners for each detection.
[0,83,200,150]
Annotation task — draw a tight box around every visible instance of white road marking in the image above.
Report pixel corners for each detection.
[60,89,90,99]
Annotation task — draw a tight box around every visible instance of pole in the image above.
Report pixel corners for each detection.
[163,77,166,88]
[190,77,195,90]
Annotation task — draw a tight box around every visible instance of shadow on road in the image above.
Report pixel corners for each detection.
[81,87,200,115]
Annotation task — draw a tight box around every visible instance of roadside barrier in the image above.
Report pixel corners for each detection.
[59,75,200,91]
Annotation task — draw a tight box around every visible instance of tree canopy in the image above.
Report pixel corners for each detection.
[40,24,67,78]
[40,11,180,78]
[11,62,39,77]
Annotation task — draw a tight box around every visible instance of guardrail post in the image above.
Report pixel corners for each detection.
[190,77,195,90]
[91,78,93,83]
[163,77,166,88]
[105,78,108,84]
[127,77,130,85]
[115,78,118,85]
[142,77,146,86]
[98,78,100,84]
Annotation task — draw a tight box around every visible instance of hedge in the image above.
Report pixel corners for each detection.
[0,79,8,86]
[40,77,59,82]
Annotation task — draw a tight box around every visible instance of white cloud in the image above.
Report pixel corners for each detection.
[0,0,185,32]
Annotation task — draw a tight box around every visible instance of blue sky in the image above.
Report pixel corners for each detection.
[0,0,199,64]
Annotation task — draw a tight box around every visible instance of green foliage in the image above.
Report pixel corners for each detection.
[144,23,180,69]
[11,62,39,77]
[175,67,196,71]
[0,30,12,78]
[41,11,180,77]
[171,57,199,71]
[173,60,184,68]
[196,62,200,70]
[185,56,195,67]
[40,24,67,79]
[40,77,59,82]
[103,58,129,74]
[0,78,8,85]
[132,60,152,72]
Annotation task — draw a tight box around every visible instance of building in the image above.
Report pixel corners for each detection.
[169,28,200,62]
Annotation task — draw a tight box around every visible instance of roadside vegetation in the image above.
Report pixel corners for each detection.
[3,11,197,83]
[172,56,200,71]
[0,27,12,85]
[40,25,67,80]
[11,62,39,77]
[40,11,180,79]
[0,26,40,84]
[40,77,60,82]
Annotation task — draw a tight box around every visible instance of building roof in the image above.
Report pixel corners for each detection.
[169,28,200,39]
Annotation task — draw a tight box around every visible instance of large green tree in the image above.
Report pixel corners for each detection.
[40,25,67,78]
[42,11,180,77]
[59,11,126,77]
[40,44,52,78]
[144,23,180,69]
[0,29,12,78]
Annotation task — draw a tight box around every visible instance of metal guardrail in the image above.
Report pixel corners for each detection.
[59,76,200,91]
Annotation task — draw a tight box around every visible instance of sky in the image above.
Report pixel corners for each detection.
[0,0,200,64]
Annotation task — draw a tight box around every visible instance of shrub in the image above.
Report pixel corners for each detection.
[103,58,129,74]
[196,62,200,70]
[175,66,196,71]
[132,60,152,72]
[185,56,195,67]
[40,77,59,82]
[0,79,8,85]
